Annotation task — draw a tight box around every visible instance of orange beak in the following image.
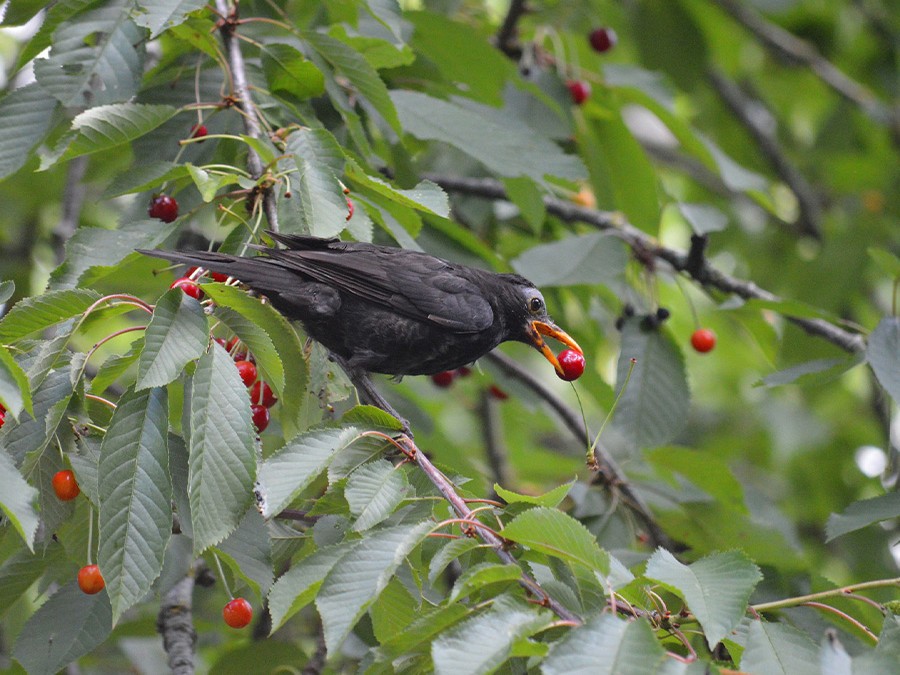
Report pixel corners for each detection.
[530,320,583,378]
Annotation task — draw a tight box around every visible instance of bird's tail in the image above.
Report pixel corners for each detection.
[137,249,300,296]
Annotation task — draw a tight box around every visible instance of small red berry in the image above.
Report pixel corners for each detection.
[77,565,105,595]
[250,381,277,407]
[213,337,228,348]
[456,366,472,377]
[431,371,455,388]
[566,80,591,105]
[190,124,208,141]
[170,277,202,300]
[588,27,618,53]
[52,469,80,501]
[346,197,354,221]
[148,194,179,223]
[557,349,586,381]
[0,409,5,429]
[223,597,253,628]
[488,385,509,401]
[690,328,716,353]
[235,360,258,387]
[186,266,200,278]
[251,404,270,432]
[226,336,241,353]
[210,272,229,283]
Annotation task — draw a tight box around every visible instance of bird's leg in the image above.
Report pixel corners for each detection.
[330,354,412,437]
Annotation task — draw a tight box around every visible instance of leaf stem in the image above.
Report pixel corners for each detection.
[751,577,900,613]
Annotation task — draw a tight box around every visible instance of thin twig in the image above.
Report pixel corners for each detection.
[494,0,529,57]
[479,389,514,489]
[156,563,201,675]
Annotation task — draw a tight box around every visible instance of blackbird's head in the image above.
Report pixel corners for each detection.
[499,275,583,377]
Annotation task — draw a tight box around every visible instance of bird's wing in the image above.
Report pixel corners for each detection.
[266,247,495,333]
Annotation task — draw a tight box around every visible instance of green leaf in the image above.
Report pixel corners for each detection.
[541,614,667,674]
[612,319,690,449]
[740,620,818,675]
[12,582,112,675]
[378,603,471,660]
[188,343,256,554]
[502,176,546,233]
[217,508,274,598]
[868,317,900,404]
[511,233,628,287]
[90,337,143,395]
[133,0,207,37]
[135,289,208,389]
[0,344,32,417]
[1,0,46,25]
[868,248,900,278]
[98,386,172,624]
[285,127,349,238]
[0,450,40,552]
[262,43,325,99]
[645,548,762,648]
[645,447,746,512]
[340,404,404,431]
[826,492,900,541]
[257,426,374,519]
[448,562,520,602]
[427,536,482,585]
[33,3,143,108]
[369,577,418,644]
[758,356,863,388]
[678,203,728,234]
[493,479,575,508]
[267,543,351,632]
[0,546,57,617]
[0,83,58,181]
[346,460,409,532]
[55,103,179,164]
[101,161,187,198]
[346,162,449,217]
[391,91,586,184]
[317,522,432,652]
[70,435,102,509]
[0,280,13,304]
[432,595,552,675]
[303,30,401,133]
[0,288,100,343]
[502,506,609,575]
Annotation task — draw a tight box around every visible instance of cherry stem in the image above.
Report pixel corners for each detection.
[801,602,878,643]
[586,357,637,464]
[85,394,118,410]
[86,507,95,566]
[751,577,900,613]
[212,552,233,600]
[86,325,147,365]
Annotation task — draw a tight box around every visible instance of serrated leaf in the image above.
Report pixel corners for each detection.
[0,451,40,552]
[502,506,609,575]
[432,595,552,675]
[90,337,143,395]
[56,103,179,164]
[2,0,46,25]
[188,344,256,554]
[612,319,690,449]
[257,426,372,518]
[102,161,187,198]
[826,492,900,541]
[340,404,404,430]
[217,507,274,597]
[262,43,325,99]
[449,562,520,602]
[511,233,628,287]
[346,460,409,531]
[267,543,351,632]
[0,344,31,417]
[741,620,818,675]
[0,82,58,181]
[645,548,762,648]
[758,357,858,388]
[0,288,100,343]
[12,582,112,675]
[0,546,56,617]
[346,162,449,217]
[98,386,171,624]
[303,30,400,133]
[427,537,482,584]
[133,0,207,37]
[391,91,586,183]
[503,176,547,232]
[645,447,746,512]
[541,614,666,675]
[136,289,208,389]
[70,435,102,508]
[285,127,348,238]
[33,3,143,108]
[317,522,432,652]
[868,317,900,404]
[369,577,418,644]
[494,479,575,508]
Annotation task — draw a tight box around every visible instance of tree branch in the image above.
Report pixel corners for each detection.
[425,173,866,355]
[156,566,199,675]
[479,389,514,489]
[215,0,280,232]
[494,0,529,58]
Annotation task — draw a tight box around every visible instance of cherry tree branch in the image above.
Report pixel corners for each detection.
[214,0,280,232]
[425,173,866,355]
[156,566,199,675]
[494,0,529,57]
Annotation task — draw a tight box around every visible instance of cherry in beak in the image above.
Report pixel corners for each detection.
[530,320,583,377]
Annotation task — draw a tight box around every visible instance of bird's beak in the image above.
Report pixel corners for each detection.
[530,320,583,377]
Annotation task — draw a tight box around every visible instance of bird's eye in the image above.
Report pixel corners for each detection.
[528,297,544,314]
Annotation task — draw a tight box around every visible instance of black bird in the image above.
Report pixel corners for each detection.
[139,232,582,379]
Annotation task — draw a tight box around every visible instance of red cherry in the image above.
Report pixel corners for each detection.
[223,597,253,628]
[170,277,202,300]
[488,385,509,401]
[190,124,208,141]
[77,565,105,595]
[588,27,618,53]
[235,360,258,387]
[52,469,80,501]
[690,328,716,353]
[566,80,591,105]
[186,266,200,278]
[148,194,179,223]
[0,409,5,429]
[251,404,270,432]
[250,381,277,407]
[557,349,586,381]
[456,366,472,377]
[346,197,354,221]
[213,337,228,348]
[210,272,229,282]
[431,371,455,388]
[226,336,241,353]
